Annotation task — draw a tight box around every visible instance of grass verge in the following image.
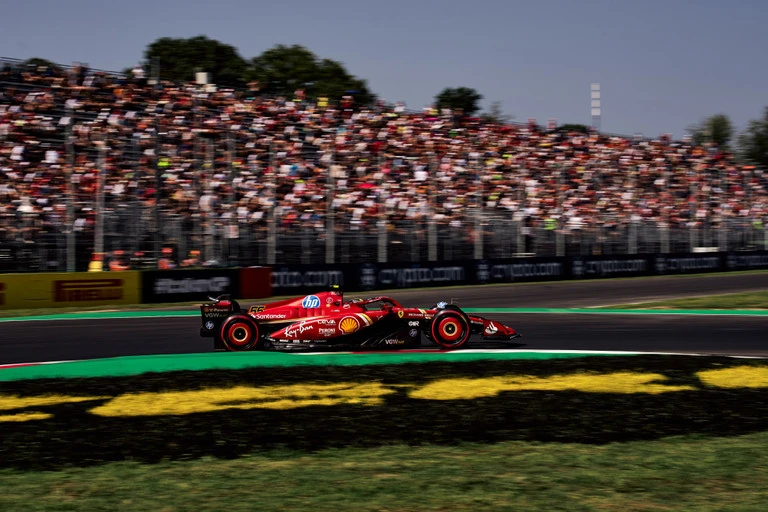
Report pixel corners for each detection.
[602,291,768,310]
[3,356,768,471]
[2,356,768,510]
[0,433,766,512]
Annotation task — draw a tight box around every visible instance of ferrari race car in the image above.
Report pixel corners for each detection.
[200,287,520,352]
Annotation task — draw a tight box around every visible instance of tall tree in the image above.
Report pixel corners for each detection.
[21,57,61,73]
[247,45,374,104]
[479,101,513,124]
[144,35,248,86]
[687,114,734,149]
[558,124,591,134]
[434,87,483,116]
[738,107,768,168]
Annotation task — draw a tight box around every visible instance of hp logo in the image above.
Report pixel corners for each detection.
[301,295,321,308]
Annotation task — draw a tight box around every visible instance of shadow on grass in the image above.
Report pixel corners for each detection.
[2,355,767,471]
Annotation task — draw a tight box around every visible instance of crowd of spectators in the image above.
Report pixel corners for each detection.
[1,58,767,270]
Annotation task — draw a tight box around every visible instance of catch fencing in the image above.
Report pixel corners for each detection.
[2,208,766,273]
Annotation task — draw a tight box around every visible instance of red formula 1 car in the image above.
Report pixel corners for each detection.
[200,287,520,352]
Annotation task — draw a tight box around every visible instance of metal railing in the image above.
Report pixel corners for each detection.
[2,207,766,273]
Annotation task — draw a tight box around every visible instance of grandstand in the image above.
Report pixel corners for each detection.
[1,57,766,272]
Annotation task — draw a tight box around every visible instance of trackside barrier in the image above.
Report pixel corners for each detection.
[0,272,141,310]
[141,267,272,304]
[1,252,766,310]
[240,267,272,299]
[269,251,768,295]
[141,268,242,304]
[0,267,272,310]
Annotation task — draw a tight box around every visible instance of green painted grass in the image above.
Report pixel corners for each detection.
[0,301,200,319]
[602,291,768,310]
[0,351,614,382]
[0,433,766,512]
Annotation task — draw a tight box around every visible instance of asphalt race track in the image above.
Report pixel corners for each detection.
[1,273,767,365]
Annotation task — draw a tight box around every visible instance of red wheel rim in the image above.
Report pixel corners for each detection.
[436,317,462,342]
[226,321,252,347]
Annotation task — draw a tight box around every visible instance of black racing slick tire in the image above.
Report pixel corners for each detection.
[429,306,471,349]
[219,314,261,351]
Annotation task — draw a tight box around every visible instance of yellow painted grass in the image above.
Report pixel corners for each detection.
[90,382,396,417]
[697,366,768,389]
[4,367,768,422]
[0,394,106,412]
[408,372,694,400]
[0,412,52,422]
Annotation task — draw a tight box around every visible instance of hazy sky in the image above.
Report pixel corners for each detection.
[2,0,766,138]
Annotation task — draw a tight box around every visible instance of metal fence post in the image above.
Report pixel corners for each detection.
[326,146,336,264]
[428,157,437,261]
[556,165,565,257]
[718,215,727,251]
[689,224,696,252]
[764,223,768,250]
[192,92,202,263]
[515,216,523,255]
[628,220,638,254]
[267,142,277,265]
[474,159,483,260]
[660,223,670,254]
[93,136,107,261]
[377,153,387,263]
[154,121,163,264]
[65,106,76,271]
[227,130,238,266]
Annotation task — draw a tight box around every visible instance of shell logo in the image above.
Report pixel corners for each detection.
[339,316,360,334]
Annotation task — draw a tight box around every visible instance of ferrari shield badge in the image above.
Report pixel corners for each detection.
[398,310,404,318]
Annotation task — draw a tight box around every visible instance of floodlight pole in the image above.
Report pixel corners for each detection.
[590,83,601,132]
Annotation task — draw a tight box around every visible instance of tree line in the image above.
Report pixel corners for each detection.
[14,35,768,169]
[138,37,493,119]
[687,112,768,169]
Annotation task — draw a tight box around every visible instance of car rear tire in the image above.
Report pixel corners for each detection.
[219,314,261,351]
[429,307,471,349]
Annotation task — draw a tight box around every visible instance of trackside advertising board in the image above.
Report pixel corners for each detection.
[270,262,475,295]
[0,272,140,310]
[269,251,768,294]
[1,251,765,310]
[359,262,473,290]
[725,251,768,271]
[270,265,348,296]
[569,255,655,279]
[476,258,565,284]
[141,269,240,303]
